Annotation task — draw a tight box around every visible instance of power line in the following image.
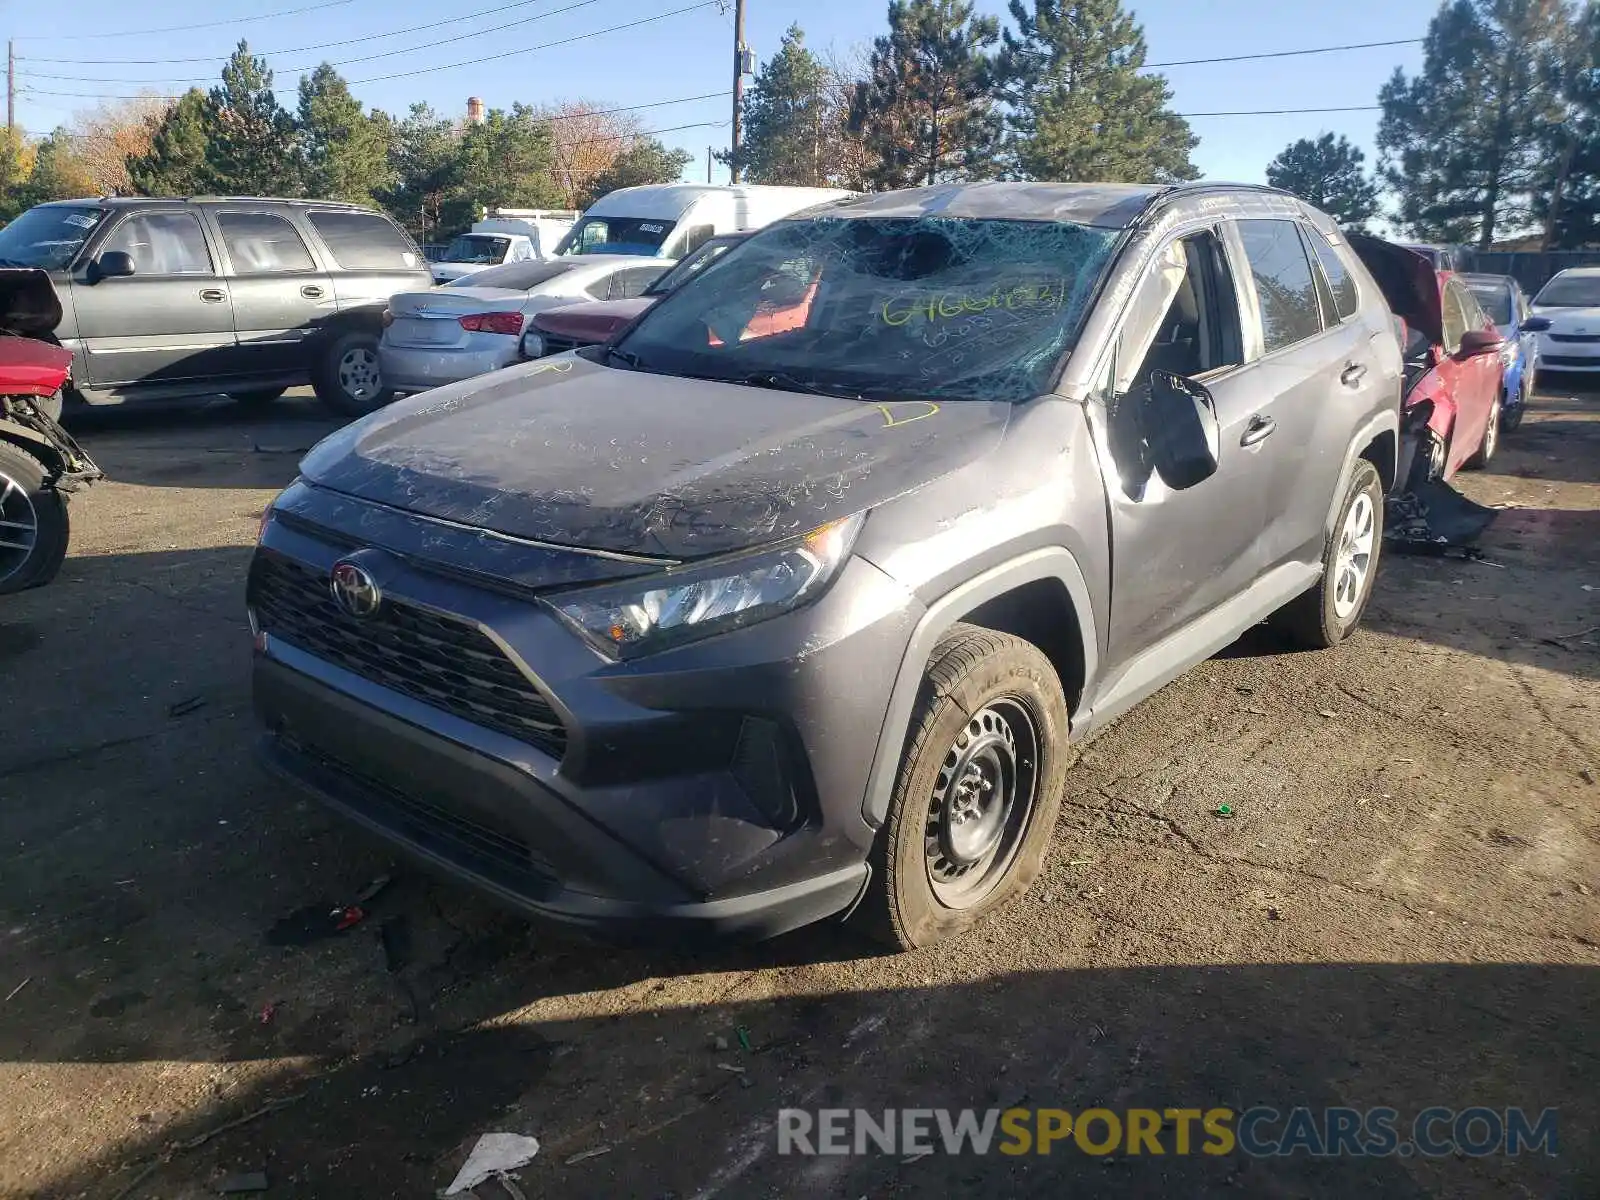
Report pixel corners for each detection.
[22,0,575,66]
[18,0,723,99]
[1147,37,1421,69]
[22,0,609,83]
[24,115,726,145]
[1179,104,1382,116]
[13,0,358,41]
[21,0,603,75]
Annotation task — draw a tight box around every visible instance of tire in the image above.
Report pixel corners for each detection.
[228,387,287,409]
[1269,459,1383,650]
[1464,394,1501,470]
[312,330,392,418]
[0,440,70,595]
[855,624,1071,950]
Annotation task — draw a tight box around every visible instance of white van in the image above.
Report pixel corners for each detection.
[555,184,852,260]
[432,208,579,283]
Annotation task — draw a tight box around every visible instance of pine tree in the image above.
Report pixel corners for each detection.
[128,89,211,196]
[1534,0,1600,247]
[849,0,1002,189]
[997,0,1196,183]
[727,25,834,185]
[581,138,693,206]
[297,64,392,205]
[1265,134,1380,228]
[1377,0,1568,247]
[204,41,301,197]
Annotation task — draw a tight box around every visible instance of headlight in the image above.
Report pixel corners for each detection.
[521,330,545,360]
[545,514,863,659]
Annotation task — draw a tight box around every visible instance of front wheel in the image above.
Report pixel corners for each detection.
[1268,459,1384,650]
[0,441,70,595]
[855,624,1071,950]
[313,331,393,418]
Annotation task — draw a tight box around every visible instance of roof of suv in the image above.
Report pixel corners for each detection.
[40,196,380,211]
[814,180,1302,230]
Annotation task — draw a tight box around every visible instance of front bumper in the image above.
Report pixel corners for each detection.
[249,494,917,940]
[1537,334,1600,371]
[379,341,518,393]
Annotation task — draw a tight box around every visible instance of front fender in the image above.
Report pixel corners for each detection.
[860,547,1099,827]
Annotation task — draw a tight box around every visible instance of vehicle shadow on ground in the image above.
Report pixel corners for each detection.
[16,961,1595,1199]
[61,396,345,491]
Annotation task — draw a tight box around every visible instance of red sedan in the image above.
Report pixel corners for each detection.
[1348,235,1505,481]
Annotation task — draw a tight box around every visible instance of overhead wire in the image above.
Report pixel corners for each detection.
[12,0,358,41]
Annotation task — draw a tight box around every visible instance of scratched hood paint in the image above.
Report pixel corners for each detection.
[299,355,1012,559]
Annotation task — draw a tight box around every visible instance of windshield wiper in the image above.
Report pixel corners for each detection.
[607,346,647,370]
[739,371,866,400]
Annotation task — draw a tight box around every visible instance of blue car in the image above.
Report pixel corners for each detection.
[1463,272,1543,433]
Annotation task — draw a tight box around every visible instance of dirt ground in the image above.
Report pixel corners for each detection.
[0,384,1595,1199]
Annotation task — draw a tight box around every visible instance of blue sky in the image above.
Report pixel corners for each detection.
[12,0,1428,188]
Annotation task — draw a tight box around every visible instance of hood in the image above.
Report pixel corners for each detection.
[1529,303,1600,334]
[431,262,488,282]
[298,356,1011,560]
[1346,233,1442,346]
[532,298,655,341]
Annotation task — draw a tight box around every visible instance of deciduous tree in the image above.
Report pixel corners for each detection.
[580,137,692,206]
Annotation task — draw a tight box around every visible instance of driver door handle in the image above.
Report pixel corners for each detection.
[1340,362,1368,387]
[199,288,227,303]
[1240,414,1277,447]
[301,285,324,299]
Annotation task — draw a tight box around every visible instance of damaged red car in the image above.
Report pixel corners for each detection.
[1348,235,1504,482]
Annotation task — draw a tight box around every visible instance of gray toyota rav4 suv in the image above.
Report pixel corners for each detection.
[250,182,1402,949]
[0,196,432,418]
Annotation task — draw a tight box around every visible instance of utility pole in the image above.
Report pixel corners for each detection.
[7,42,14,140]
[706,145,713,183]
[730,0,746,183]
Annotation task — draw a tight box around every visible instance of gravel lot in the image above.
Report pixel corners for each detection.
[1,385,1596,1199]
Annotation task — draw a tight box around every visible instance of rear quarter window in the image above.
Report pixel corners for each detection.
[1307,231,1360,321]
[306,210,420,271]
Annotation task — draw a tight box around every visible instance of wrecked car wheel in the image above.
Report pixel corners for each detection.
[0,441,69,595]
[1465,395,1501,470]
[1270,459,1383,651]
[857,623,1070,950]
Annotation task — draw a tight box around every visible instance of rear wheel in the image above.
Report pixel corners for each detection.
[1269,459,1383,650]
[0,441,70,595]
[313,331,392,418]
[855,624,1071,950]
[1464,394,1502,470]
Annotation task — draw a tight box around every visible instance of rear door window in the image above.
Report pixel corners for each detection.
[306,210,420,271]
[1307,231,1360,321]
[1236,219,1324,353]
[1442,282,1470,353]
[217,212,316,274]
[101,211,214,276]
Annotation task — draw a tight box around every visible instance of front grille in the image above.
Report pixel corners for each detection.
[1548,333,1600,343]
[283,735,554,886]
[251,552,568,758]
[1541,353,1600,367]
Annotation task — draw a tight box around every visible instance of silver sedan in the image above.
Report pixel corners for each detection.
[379,256,671,392]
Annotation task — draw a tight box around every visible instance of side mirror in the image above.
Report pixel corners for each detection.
[1141,370,1221,490]
[1458,329,1503,357]
[88,251,135,283]
[1519,315,1552,333]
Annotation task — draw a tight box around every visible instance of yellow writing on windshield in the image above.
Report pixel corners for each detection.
[881,281,1071,327]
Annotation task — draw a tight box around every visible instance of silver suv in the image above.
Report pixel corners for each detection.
[250,182,1403,949]
[0,197,433,417]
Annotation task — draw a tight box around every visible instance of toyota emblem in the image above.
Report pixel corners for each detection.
[330,560,382,618]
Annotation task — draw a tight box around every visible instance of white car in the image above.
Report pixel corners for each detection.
[1529,267,1600,373]
[380,256,670,393]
